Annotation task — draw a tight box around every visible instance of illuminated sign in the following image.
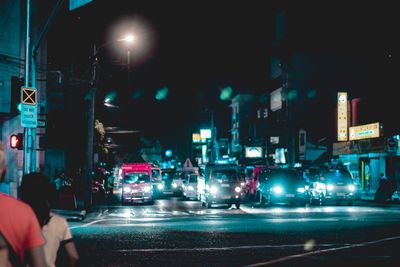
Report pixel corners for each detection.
[200,129,211,139]
[245,147,263,158]
[337,92,348,141]
[270,88,282,111]
[192,133,201,143]
[349,122,380,141]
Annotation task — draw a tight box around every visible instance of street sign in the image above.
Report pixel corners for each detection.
[37,119,46,128]
[21,87,37,105]
[21,104,37,128]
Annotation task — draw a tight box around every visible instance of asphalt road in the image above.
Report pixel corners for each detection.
[61,196,400,267]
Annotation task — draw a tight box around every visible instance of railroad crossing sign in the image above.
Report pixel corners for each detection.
[21,87,37,105]
[20,87,37,128]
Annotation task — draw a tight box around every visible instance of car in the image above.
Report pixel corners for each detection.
[310,168,357,206]
[151,166,164,198]
[160,168,178,196]
[182,174,199,200]
[258,168,309,206]
[198,164,242,209]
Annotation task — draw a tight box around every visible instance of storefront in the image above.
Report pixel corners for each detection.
[333,136,400,192]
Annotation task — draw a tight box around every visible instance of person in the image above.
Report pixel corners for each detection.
[0,233,8,267]
[375,173,391,203]
[19,172,79,267]
[0,143,47,267]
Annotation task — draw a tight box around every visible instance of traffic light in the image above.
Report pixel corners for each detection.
[10,133,23,150]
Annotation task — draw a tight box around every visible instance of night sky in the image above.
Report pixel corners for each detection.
[47,1,399,157]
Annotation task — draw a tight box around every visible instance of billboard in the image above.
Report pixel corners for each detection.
[270,88,282,112]
[349,122,380,141]
[245,147,263,158]
[337,92,348,141]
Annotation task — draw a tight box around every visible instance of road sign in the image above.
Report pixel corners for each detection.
[21,104,37,128]
[37,119,46,128]
[21,87,37,105]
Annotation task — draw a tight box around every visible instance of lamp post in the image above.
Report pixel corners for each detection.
[84,34,135,211]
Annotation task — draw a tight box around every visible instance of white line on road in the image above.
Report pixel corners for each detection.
[245,235,400,266]
[112,243,350,253]
[69,218,168,229]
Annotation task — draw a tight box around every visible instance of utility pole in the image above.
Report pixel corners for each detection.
[283,62,295,166]
[22,0,32,175]
[84,45,98,212]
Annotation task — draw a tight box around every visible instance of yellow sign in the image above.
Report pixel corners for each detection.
[21,87,37,105]
[337,92,348,141]
[349,122,380,141]
[192,133,201,143]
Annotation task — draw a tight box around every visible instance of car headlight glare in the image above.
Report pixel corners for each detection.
[240,182,245,187]
[210,186,218,194]
[348,184,355,192]
[143,186,151,193]
[235,186,241,193]
[172,183,178,188]
[297,187,305,193]
[188,185,194,191]
[157,183,164,190]
[327,184,334,191]
[123,187,131,193]
[272,186,283,194]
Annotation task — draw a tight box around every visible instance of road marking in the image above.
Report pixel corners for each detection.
[245,235,400,266]
[70,218,168,229]
[112,243,349,253]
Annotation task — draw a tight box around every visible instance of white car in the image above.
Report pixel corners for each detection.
[183,174,199,200]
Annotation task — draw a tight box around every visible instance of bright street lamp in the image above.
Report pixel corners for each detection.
[119,34,135,43]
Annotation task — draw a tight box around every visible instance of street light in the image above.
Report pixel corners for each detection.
[85,33,136,211]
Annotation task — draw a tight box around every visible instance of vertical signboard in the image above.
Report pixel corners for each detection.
[20,87,38,128]
[299,129,306,160]
[337,92,348,141]
[270,88,282,112]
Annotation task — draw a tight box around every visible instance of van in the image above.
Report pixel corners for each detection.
[120,163,153,204]
[198,164,242,208]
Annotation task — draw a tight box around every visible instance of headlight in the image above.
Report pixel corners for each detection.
[210,186,218,194]
[297,187,305,193]
[272,186,283,194]
[240,182,245,187]
[348,184,356,192]
[123,187,131,193]
[235,186,241,193]
[327,184,334,191]
[157,183,164,190]
[188,185,194,191]
[305,185,309,190]
[143,186,151,193]
[172,183,178,188]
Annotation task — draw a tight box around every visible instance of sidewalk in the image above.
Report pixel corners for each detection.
[359,190,400,203]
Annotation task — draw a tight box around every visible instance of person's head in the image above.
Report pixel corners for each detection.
[381,173,384,177]
[19,172,54,227]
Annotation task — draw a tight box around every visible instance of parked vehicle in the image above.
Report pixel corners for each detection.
[120,163,154,204]
[92,179,105,203]
[183,173,199,200]
[198,164,242,208]
[258,168,309,206]
[309,168,357,206]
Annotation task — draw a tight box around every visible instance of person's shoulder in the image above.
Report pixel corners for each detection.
[0,193,33,212]
[49,213,69,225]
